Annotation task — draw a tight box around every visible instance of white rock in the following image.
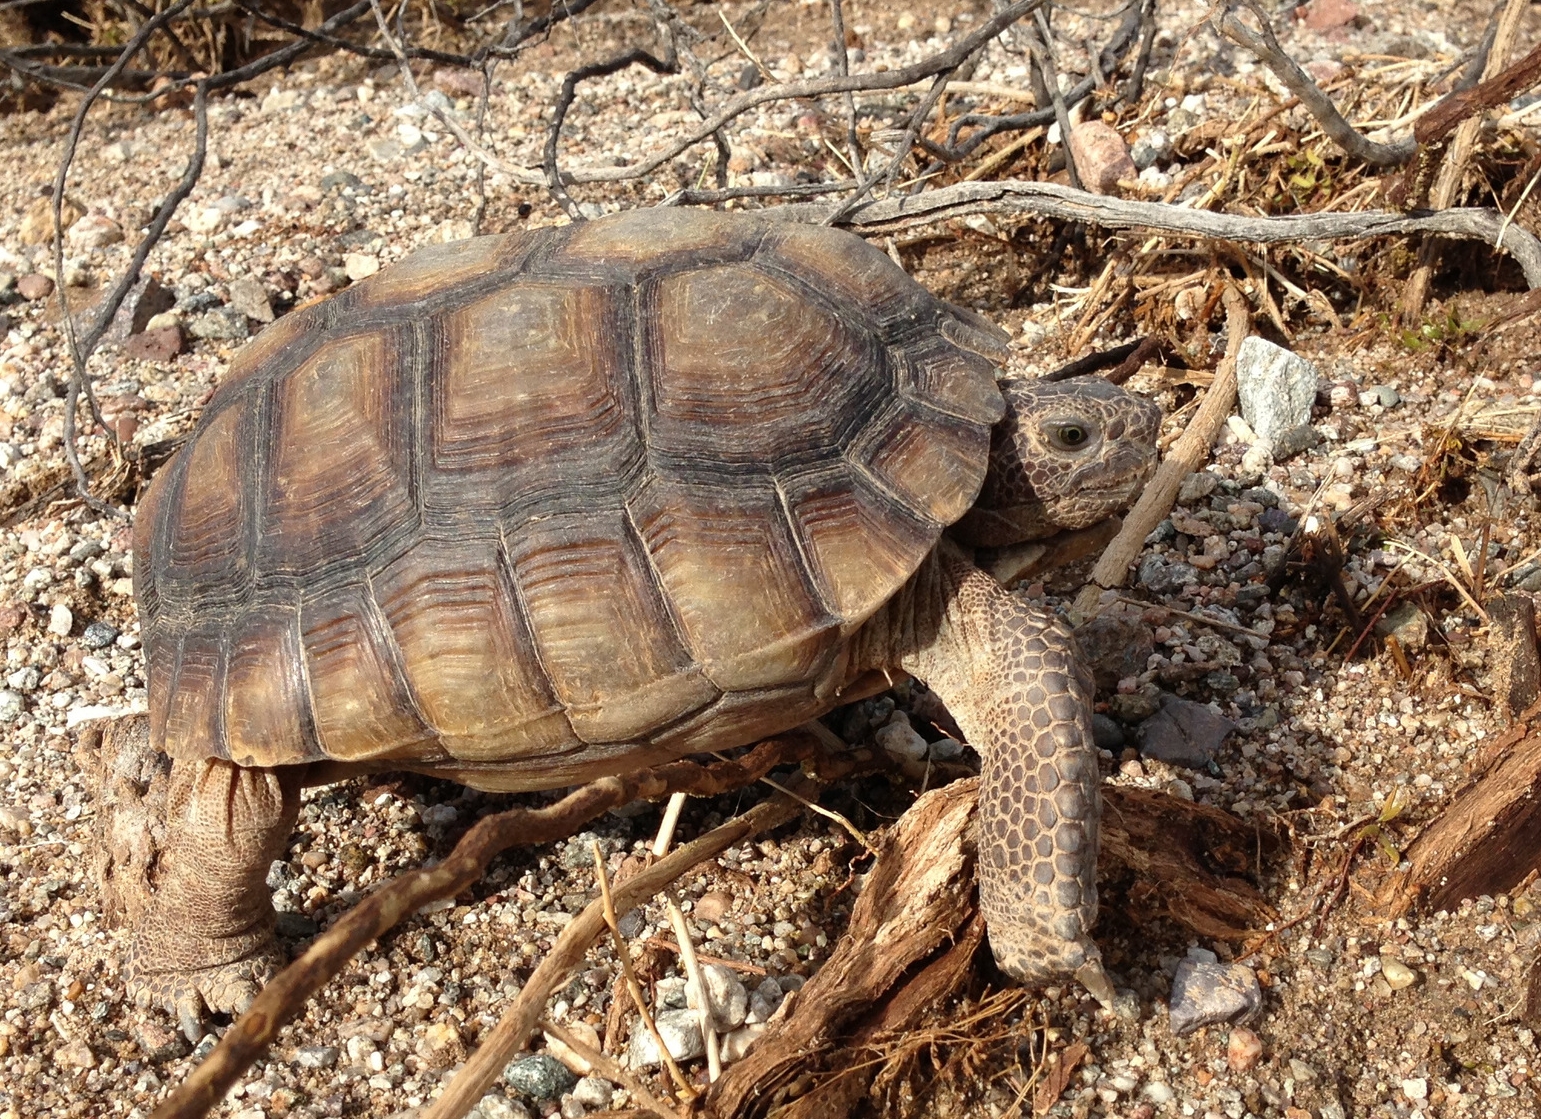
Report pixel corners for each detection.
[720,1023,765,1063]
[571,1077,613,1109]
[67,214,123,249]
[48,603,73,637]
[689,963,748,1032]
[1236,336,1319,442]
[1402,1078,1428,1100]
[344,253,380,281]
[626,1008,703,1068]
[186,207,226,235]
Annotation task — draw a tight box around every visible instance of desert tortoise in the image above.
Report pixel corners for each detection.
[90,208,1160,1039]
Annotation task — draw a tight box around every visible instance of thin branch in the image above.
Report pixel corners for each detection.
[421,791,806,1119]
[150,738,815,1119]
[783,178,1541,288]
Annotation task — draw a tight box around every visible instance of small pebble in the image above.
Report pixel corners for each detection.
[1379,957,1417,989]
[502,1053,576,1100]
[1227,1025,1263,1071]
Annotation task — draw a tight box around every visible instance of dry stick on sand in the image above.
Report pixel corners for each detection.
[1399,0,1530,324]
[150,738,812,1119]
[1071,283,1253,620]
[592,843,695,1099]
[808,180,1541,288]
[423,791,806,1119]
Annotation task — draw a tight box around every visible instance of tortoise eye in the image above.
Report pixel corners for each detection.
[1048,422,1093,451]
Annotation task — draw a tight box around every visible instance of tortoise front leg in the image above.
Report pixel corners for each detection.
[90,717,303,1040]
[885,546,1113,1003]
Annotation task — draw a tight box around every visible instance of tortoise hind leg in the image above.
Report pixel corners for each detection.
[87,717,303,1041]
[888,544,1113,1003]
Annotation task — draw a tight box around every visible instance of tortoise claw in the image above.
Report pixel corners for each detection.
[1076,958,1116,1012]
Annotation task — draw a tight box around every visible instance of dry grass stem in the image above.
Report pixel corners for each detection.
[593,842,694,1099]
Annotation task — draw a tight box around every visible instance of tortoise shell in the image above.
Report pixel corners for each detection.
[134,209,1008,787]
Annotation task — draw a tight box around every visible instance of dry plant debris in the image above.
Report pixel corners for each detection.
[4,0,1541,1117]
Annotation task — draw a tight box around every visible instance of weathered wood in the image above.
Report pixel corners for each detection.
[703,780,980,1119]
[1100,787,1278,939]
[1380,703,1541,915]
[1488,594,1540,721]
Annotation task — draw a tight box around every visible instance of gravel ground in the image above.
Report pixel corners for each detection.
[2,0,1540,1117]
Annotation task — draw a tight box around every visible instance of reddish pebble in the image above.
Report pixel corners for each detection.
[1299,0,1358,30]
[123,324,185,362]
[1227,1025,1263,1071]
[16,273,54,301]
[1068,121,1136,195]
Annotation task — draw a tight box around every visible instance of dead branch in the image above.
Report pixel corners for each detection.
[1100,787,1278,939]
[793,179,1541,287]
[423,790,809,1119]
[1213,1,1414,167]
[150,737,817,1119]
[704,780,980,1119]
[1071,283,1247,617]
[1379,698,1541,917]
[1400,0,1530,323]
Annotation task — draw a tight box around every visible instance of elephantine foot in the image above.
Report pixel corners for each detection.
[127,942,283,1042]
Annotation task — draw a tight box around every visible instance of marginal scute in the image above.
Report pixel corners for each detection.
[628,477,834,691]
[160,631,225,761]
[759,222,929,333]
[374,538,577,759]
[853,398,992,527]
[300,588,434,761]
[897,339,1006,427]
[223,609,309,768]
[351,233,523,308]
[649,684,825,756]
[561,207,749,267]
[266,331,413,574]
[509,510,716,743]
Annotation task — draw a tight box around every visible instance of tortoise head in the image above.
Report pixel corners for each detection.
[952,376,1161,547]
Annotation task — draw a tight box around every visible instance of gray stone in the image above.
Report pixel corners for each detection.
[626,1008,705,1069]
[1236,336,1318,442]
[1138,695,1235,769]
[1177,471,1220,505]
[1271,423,1321,462]
[295,1044,340,1069]
[1130,127,1171,170]
[1360,385,1400,408]
[0,691,23,719]
[875,716,928,761]
[1075,613,1155,691]
[100,275,176,341]
[1108,684,1161,724]
[276,911,318,938]
[746,976,783,1024]
[1167,960,1262,1036]
[721,1022,766,1063]
[502,1053,577,1100]
[227,276,274,324]
[187,307,250,341]
[81,621,118,649]
[1091,714,1125,751]
[1375,601,1427,651]
[1138,555,1199,595]
[691,963,749,1031]
[1258,507,1298,535]
[320,170,367,192]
